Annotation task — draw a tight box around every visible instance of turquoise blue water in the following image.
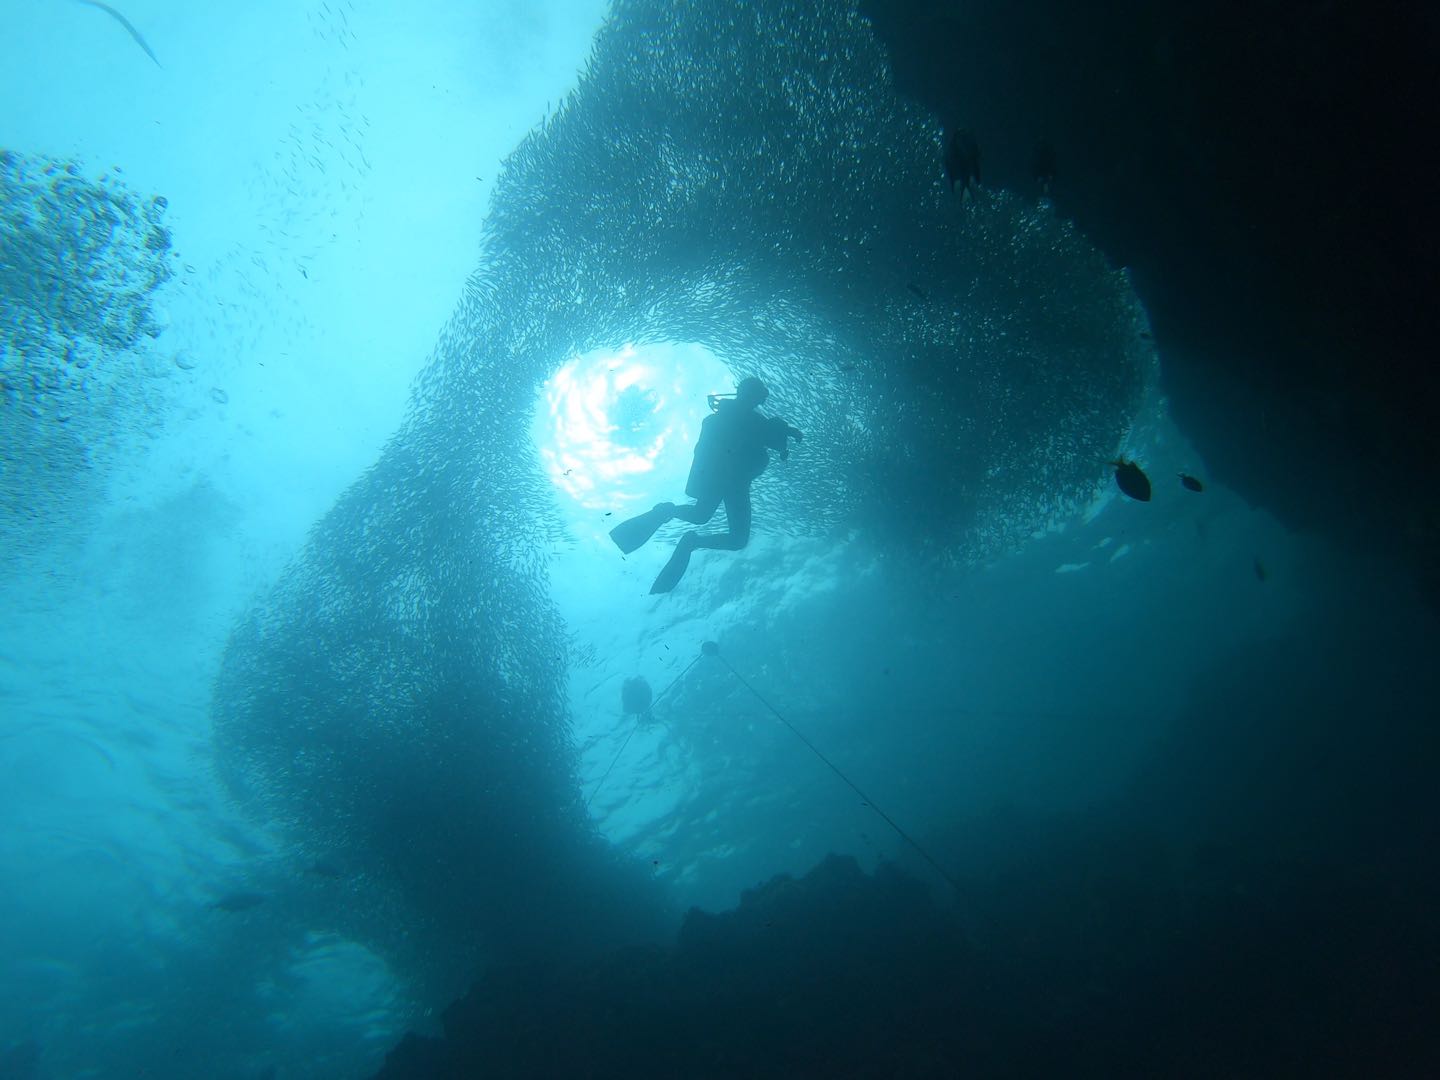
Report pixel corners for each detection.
[3,2,1435,1078]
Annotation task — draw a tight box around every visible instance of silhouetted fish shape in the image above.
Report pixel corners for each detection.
[72,0,162,68]
[1111,458,1152,501]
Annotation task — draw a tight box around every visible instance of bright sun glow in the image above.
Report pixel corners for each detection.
[534,341,735,517]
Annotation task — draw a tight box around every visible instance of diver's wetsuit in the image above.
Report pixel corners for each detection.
[675,399,791,550]
[608,382,802,594]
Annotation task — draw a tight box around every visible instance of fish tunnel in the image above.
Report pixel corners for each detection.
[210,0,1164,978]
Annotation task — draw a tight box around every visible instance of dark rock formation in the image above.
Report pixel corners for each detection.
[863,0,1440,606]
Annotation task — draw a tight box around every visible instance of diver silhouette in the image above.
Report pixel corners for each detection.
[609,377,803,594]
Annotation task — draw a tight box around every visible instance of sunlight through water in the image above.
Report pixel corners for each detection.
[533,341,735,533]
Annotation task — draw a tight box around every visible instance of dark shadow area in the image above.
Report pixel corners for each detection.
[375,575,1440,1078]
[862,0,1440,608]
[376,837,1436,1078]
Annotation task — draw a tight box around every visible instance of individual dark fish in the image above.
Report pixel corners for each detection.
[208,890,266,912]
[943,127,980,201]
[1031,139,1058,196]
[72,0,162,68]
[1179,473,1204,492]
[1111,458,1152,501]
[1253,557,1268,583]
[906,282,928,301]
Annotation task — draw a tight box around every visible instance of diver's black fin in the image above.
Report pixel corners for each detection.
[609,502,675,555]
[650,534,697,594]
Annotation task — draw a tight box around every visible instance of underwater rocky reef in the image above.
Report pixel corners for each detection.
[377,621,1440,1079]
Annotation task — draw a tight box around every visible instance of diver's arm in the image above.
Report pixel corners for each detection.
[775,419,804,460]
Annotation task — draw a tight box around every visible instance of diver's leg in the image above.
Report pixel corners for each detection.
[672,495,721,525]
[649,496,718,593]
[650,531,698,594]
[653,490,751,593]
[692,488,751,551]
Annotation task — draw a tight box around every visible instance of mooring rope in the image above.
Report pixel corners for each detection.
[588,640,964,897]
[706,644,965,898]
[586,653,701,809]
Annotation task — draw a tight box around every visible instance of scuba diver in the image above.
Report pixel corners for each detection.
[609,377,803,594]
